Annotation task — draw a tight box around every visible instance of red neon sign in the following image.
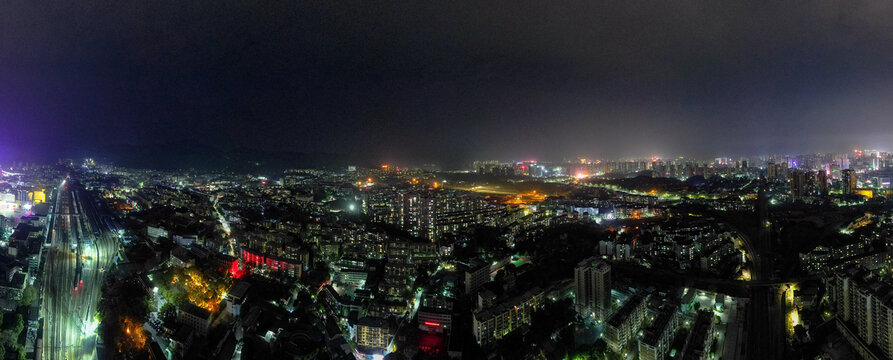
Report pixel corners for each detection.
[423,321,441,327]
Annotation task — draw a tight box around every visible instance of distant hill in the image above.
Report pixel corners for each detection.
[91,142,361,173]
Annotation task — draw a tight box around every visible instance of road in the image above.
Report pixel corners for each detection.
[211,194,237,256]
[42,180,118,360]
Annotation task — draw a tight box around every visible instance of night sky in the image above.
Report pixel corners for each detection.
[3,1,893,167]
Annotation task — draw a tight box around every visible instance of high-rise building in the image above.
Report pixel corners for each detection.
[842,169,857,195]
[830,267,893,359]
[638,304,678,360]
[767,162,786,181]
[830,163,841,180]
[816,171,828,195]
[402,192,437,240]
[604,292,648,353]
[789,170,808,200]
[574,257,611,321]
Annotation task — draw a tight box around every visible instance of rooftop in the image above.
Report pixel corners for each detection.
[474,287,543,322]
[229,281,251,300]
[179,302,212,320]
[642,305,676,345]
[356,316,388,328]
[607,293,645,328]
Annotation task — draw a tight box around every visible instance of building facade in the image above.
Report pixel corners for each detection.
[830,267,893,359]
[354,317,390,351]
[604,293,648,353]
[472,288,543,345]
[574,257,611,321]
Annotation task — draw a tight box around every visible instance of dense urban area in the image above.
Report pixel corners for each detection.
[2,151,893,360]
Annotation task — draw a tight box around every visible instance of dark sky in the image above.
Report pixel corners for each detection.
[3,1,893,166]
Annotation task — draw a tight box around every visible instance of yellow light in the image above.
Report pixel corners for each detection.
[29,190,47,203]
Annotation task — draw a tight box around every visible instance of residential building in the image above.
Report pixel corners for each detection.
[639,304,679,360]
[354,317,390,351]
[465,260,490,296]
[830,267,893,359]
[574,257,611,320]
[472,288,543,345]
[604,293,648,353]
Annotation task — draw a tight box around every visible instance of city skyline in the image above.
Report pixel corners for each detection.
[0,147,891,360]
[3,144,892,172]
[4,1,893,359]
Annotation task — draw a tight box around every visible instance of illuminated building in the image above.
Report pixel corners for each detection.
[830,267,893,359]
[798,246,830,273]
[28,190,45,204]
[240,248,301,278]
[472,288,543,345]
[638,304,679,360]
[854,189,874,199]
[354,317,390,351]
[435,206,505,238]
[604,292,648,353]
[842,169,857,195]
[574,257,611,321]
[789,170,808,200]
[147,226,169,241]
[401,191,437,240]
[767,162,787,181]
[474,161,515,176]
[173,234,197,247]
[371,188,498,241]
[418,304,452,334]
[337,269,368,286]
